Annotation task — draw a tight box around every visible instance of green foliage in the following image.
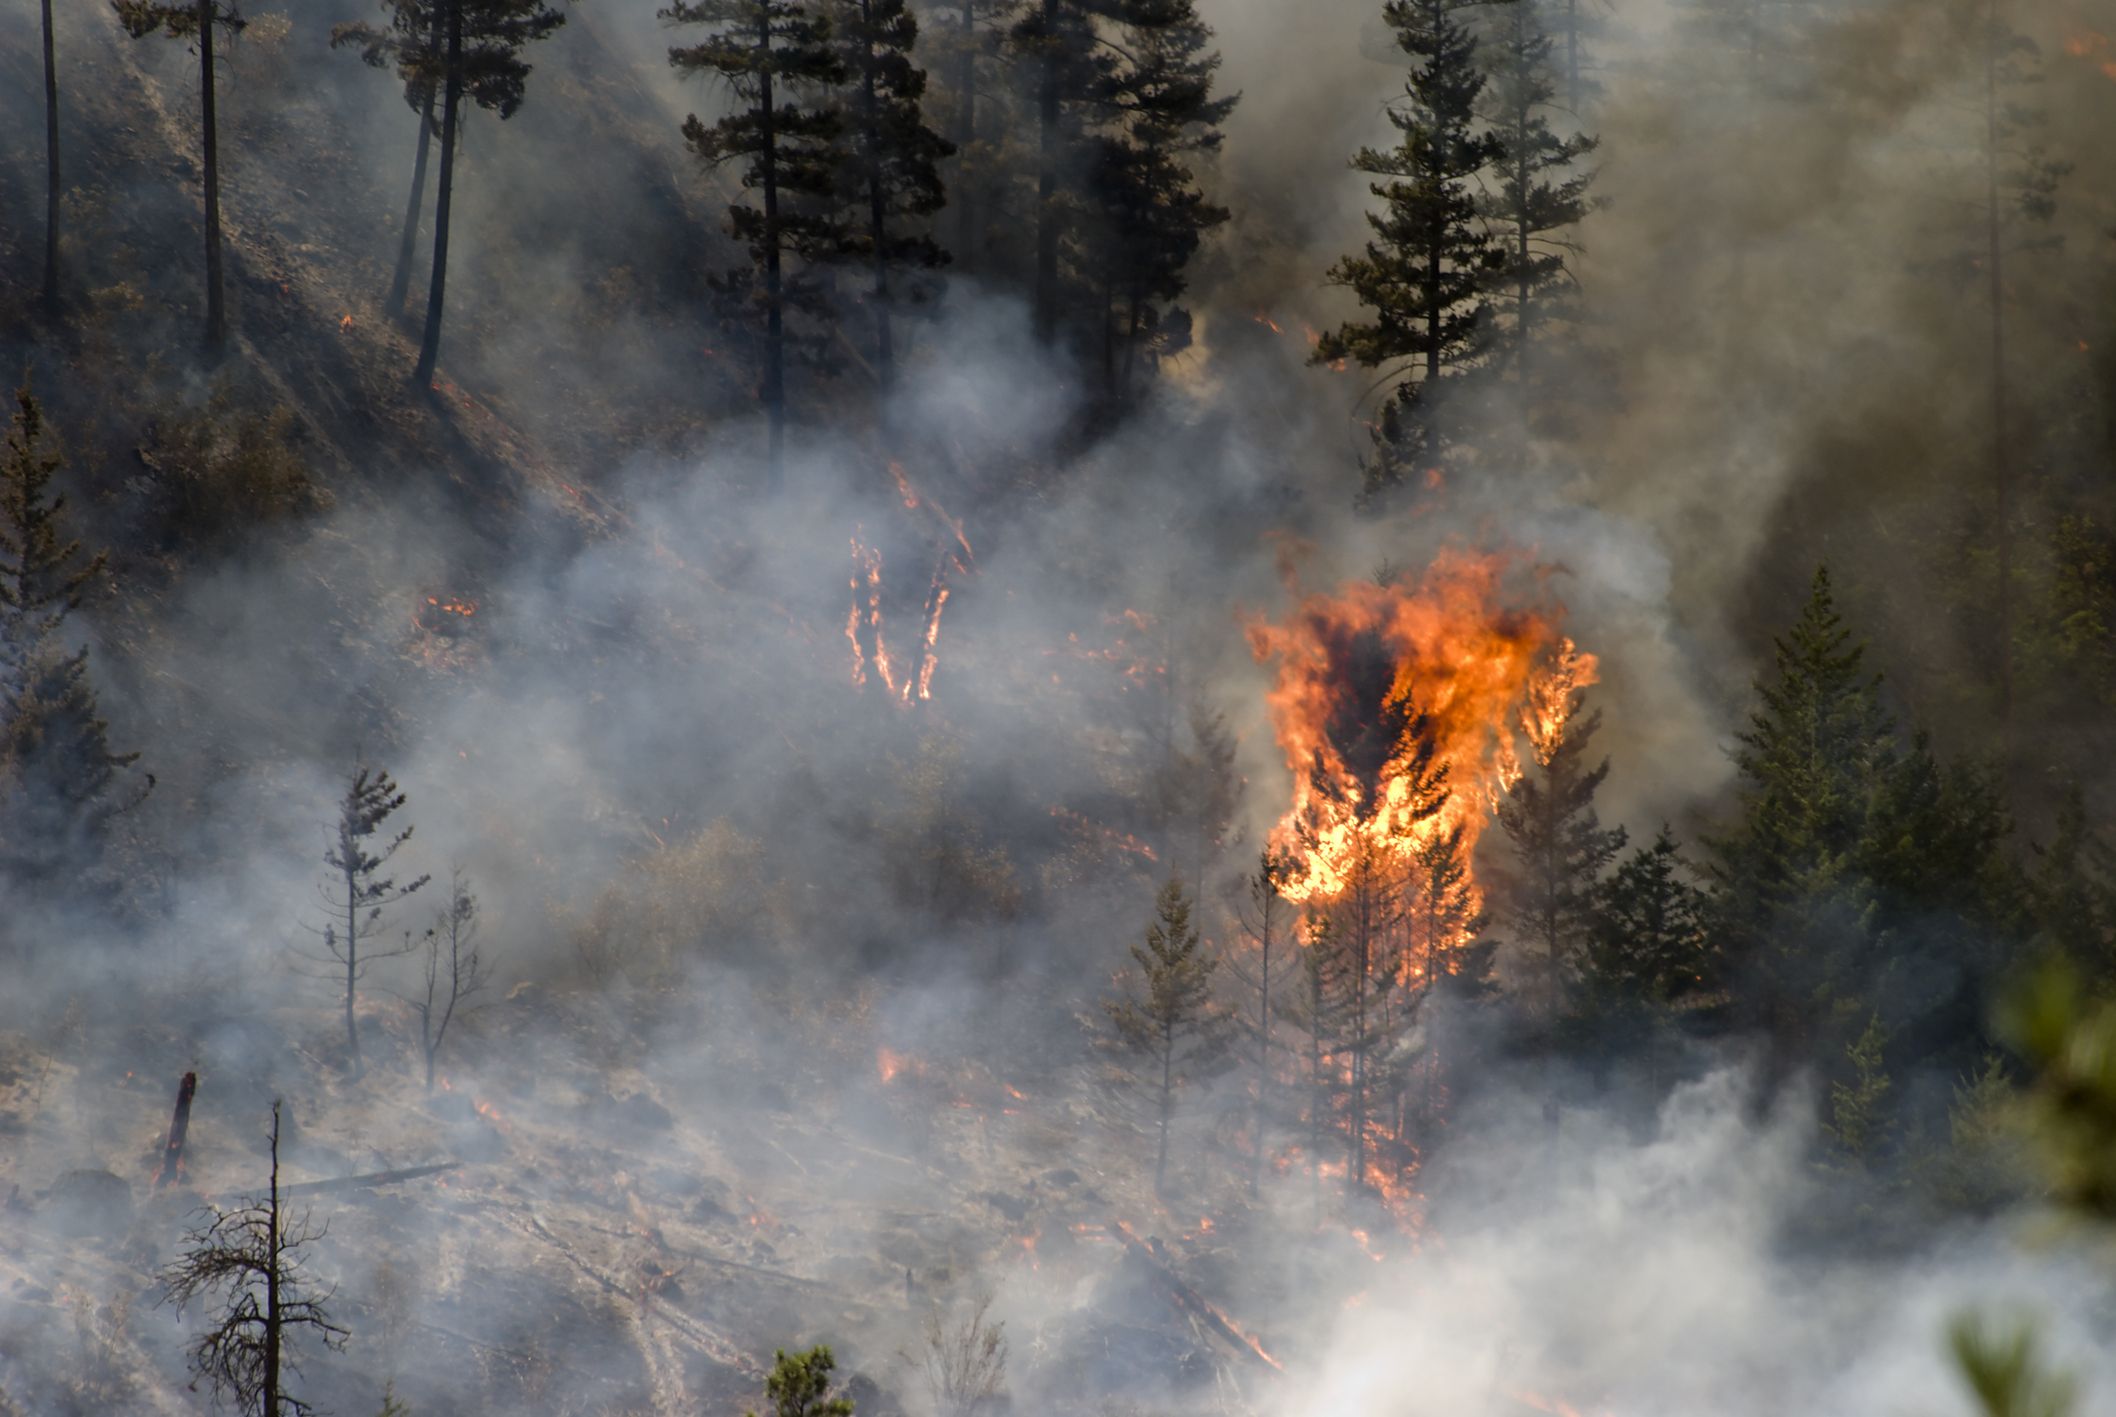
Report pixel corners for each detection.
[136,389,322,553]
[1948,1314,2077,1417]
[1317,0,1502,498]
[377,1381,413,1417]
[333,0,566,121]
[0,387,145,891]
[1926,1056,2028,1216]
[1103,876,1230,1190]
[750,1345,855,1417]
[1582,826,1709,1012]
[1823,1012,1892,1163]
[2001,956,2116,1221]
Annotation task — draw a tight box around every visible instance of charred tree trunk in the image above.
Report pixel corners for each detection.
[154,1072,198,1188]
[343,876,364,1078]
[1251,910,1272,1201]
[859,1,894,393]
[199,0,226,355]
[41,0,60,311]
[1154,1016,1173,1193]
[951,0,978,272]
[413,0,464,392]
[387,7,444,320]
[263,1111,283,1417]
[1565,0,1579,112]
[759,15,787,483]
[1032,0,1060,344]
[1984,0,2014,744]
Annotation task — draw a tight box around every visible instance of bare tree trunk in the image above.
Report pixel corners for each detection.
[264,1109,282,1417]
[759,13,787,484]
[951,0,978,271]
[344,877,362,1077]
[41,0,60,312]
[1155,1022,1173,1193]
[154,1072,198,1188]
[388,12,443,320]
[1252,911,1271,1200]
[413,0,464,391]
[1032,0,1059,344]
[199,0,226,355]
[860,0,894,393]
[1985,0,2013,744]
[1565,0,1579,112]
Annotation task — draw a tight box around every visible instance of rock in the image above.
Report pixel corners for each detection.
[46,1170,133,1238]
[1040,1167,1081,1187]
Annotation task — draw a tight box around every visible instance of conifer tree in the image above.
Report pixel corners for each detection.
[1495,674,1625,1017]
[332,0,449,318]
[1477,0,1595,417]
[921,0,1020,271]
[160,1104,347,1417]
[306,766,428,1078]
[667,0,846,482]
[2028,788,2115,978]
[398,0,566,390]
[41,0,61,311]
[1712,568,1896,1065]
[751,1346,856,1417]
[1103,876,1230,1193]
[827,0,955,392]
[1280,913,1357,1218]
[1226,850,1296,1199]
[1393,820,1483,1132]
[1078,0,1233,400]
[1318,0,1502,500]
[1009,0,1113,343]
[114,0,247,355]
[0,389,147,890]
[1582,826,1709,1012]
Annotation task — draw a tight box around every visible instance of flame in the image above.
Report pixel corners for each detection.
[1253,312,1285,334]
[847,531,957,704]
[1245,549,1592,908]
[472,1097,511,1134]
[877,1046,929,1083]
[339,313,353,330]
[1049,806,1160,863]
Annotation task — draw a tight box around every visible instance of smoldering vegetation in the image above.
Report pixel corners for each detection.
[4,0,2116,1411]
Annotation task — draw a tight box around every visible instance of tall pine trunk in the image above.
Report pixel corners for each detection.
[414,0,464,391]
[200,0,226,354]
[1564,0,1579,111]
[343,879,363,1076]
[388,8,444,320]
[1032,0,1059,343]
[1155,1020,1173,1193]
[859,1,894,392]
[758,15,786,483]
[264,1111,283,1417]
[1984,0,2013,741]
[1251,910,1272,1201]
[41,0,60,311]
[951,0,978,271]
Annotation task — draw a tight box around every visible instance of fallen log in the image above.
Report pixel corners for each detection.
[277,1162,461,1197]
[152,1072,197,1189]
[1107,1220,1282,1374]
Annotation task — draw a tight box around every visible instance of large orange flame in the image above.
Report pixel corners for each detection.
[1246,549,1593,907]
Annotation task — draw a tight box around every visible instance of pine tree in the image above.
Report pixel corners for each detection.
[751,1346,856,1417]
[1495,676,1625,1017]
[114,0,247,355]
[919,0,1020,272]
[1712,568,1897,1066]
[1227,850,1296,1199]
[0,388,147,890]
[401,0,566,390]
[1476,0,1595,423]
[2028,787,2115,978]
[1316,0,1501,501]
[827,0,954,393]
[332,0,449,318]
[401,869,490,1093]
[159,1103,348,1417]
[1103,876,1230,1193]
[1077,0,1233,400]
[40,0,61,312]
[1394,820,1484,1133]
[667,0,846,483]
[306,766,428,1078]
[1582,825,1709,1013]
[1009,0,1114,343]
[1279,913,1357,1219]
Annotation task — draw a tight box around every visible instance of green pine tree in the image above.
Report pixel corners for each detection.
[751,1346,855,1417]
[1317,0,1502,502]
[1581,825,1709,1014]
[666,0,847,484]
[827,0,955,392]
[0,388,147,892]
[1103,876,1230,1193]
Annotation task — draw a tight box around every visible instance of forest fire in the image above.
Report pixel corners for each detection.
[1246,549,1591,914]
[846,529,956,704]
[413,593,478,633]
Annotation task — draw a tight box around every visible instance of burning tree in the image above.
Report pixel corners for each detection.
[1102,876,1231,1194]
[304,765,428,1078]
[1226,848,1298,1199]
[1494,642,1624,1019]
[159,1103,348,1417]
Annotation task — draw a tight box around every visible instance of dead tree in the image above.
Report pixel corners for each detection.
[1225,850,1294,1199]
[304,766,427,1079]
[153,1071,199,1189]
[919,1291,1007,1417]
[159,1102,348,1416]
[400,868,490,1092]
